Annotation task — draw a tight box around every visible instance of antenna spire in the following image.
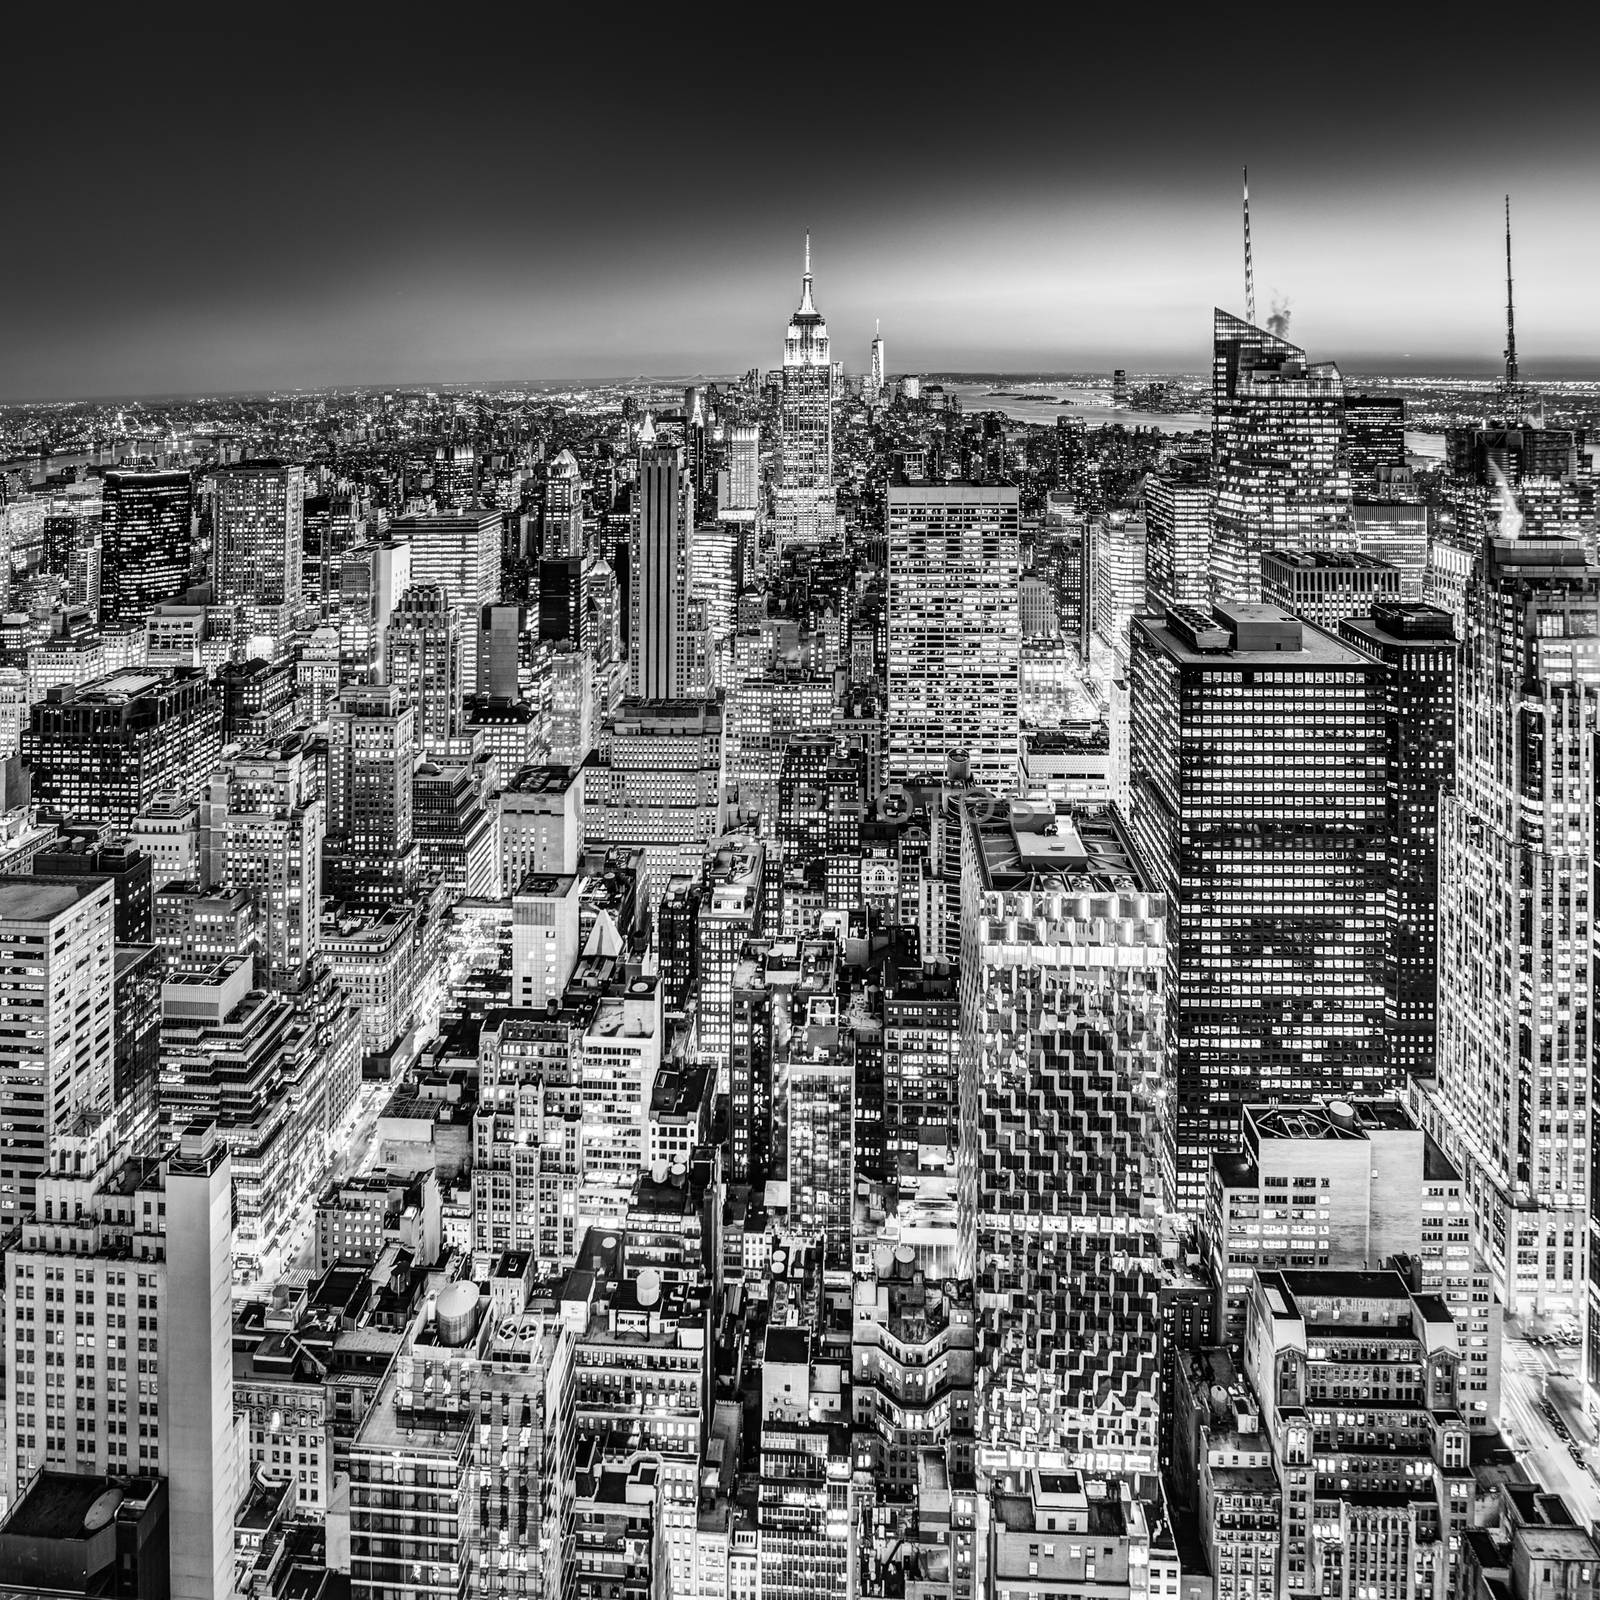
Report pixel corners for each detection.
[1504,195,1519,386]
[1242,166,1256,328]
[804,230,811,279]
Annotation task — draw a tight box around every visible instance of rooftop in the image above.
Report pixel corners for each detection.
[0,1472,162,1541]
[0,878,103,922]
[966,800,1149,896]
[1136,605,1369,668]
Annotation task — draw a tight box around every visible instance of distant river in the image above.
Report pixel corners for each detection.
[947,381,1447,464]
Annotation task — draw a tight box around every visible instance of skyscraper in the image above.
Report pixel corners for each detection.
[1337,602,1456,1082]
[958,799,1166,1471]
[99,469,193,629]
[389,510,503,696]
[1425,538,1600,1317]
[630,438,694,701]
[886,481,1021,789]
[1211,309,1350,602]
[1143,457,1211,612]
[1129,602,1389,1213]
[1260,548,1402,630]
[211,459,306,612]
[0,877,116,1232]
[719,422,761,523]
[385,583,464,753]
[775,237,838,547]
[323,683,419,912]
[542,446,584,557]
[869,319,886,403]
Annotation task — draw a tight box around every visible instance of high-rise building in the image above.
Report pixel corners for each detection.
[869,321,886,403]
[958,799,1166,1472]
[542,446,584,557]
[886,482,1021,788]
[1129,603,1388,1214]
[775,241,839,547]
[1211,309,1350,602]
[3,1120,240,1600]
[339,537,412,677]
[1337,603,1456,1080]
[23,669,222,827]
[1343,395,1407,481]
[200,740,324,991]
[1144,458,1213,613]
[1260,548,1402,630]
[584,698,726,912]
[211,459,305,613]
[630,440,694,701]
[0,877,116,1232]
[1425,538,1600,1317]
[389,511,503,696]
[99,469,193,629]
[384,583,464,753]
[719,423,761,523]
[694,833,766,1065]
[1088,510,1148,669]
[323,684,419,912]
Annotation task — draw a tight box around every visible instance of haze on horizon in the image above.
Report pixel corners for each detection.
[4,12,1598,405]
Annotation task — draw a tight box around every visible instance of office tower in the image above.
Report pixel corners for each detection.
[0,877,115,1232]
[113,942,163,1155]
[630,441,694,700]
[1338,603,1456,1079]
[775,240,839,547]
[538,554,586,657]
[1144,458,1212,611]
[323,683,419,912]
[584,697,726,911]
[498,764,583,891]
[727,665,833,822]
[694,833,766,1064]
[4,1121,239,1600]
[546,646,596,766]
[200,740,324,991]
[1260,548,1402,629]
[1343,395,1407,480]
[99,469,193,629]
[1129,604,1388,1214]
[1204,1099,1499,1432]
[692,520,741,645]
[958,800,1165,1473]
[389,510,503,695]
[1087,509,1147,668]
[1426,538,1600,1317]
[870,320,886,402]
[385,583,464,752]
[886,482,1021,788]
[478,599,528,698]
[782,1003,855,1270]
[779,238,833,491]
[1351,501,1429,599]
[218,655,298,747]
[23,669,222,828]
[719,422,761,523]
[1211,309,1350,602]
[542,446,584,556]
[338,537,411,675]
[882,962,959,1167]
[211,459,305,611]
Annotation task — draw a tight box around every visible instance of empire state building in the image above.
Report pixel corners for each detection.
[776,235,840,547]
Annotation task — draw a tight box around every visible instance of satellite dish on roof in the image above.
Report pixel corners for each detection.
[83,1488,124,1532]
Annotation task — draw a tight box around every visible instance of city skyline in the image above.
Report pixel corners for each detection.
[4,17,1599,402]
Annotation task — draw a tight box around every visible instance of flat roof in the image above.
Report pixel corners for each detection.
[1,1472,160,1540]
[0,878,102,922]
[967,800,1149,895]
[1134,611,1370,669]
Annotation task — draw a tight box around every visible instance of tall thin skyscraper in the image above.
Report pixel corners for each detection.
[775,236,838,547]
[630,438,693,701]
[886,481,1021,788]
[323,683,419,912]
[869,319,886,402]
[1211,309,1350,602]
[542,447,584,557]
[100,468,193,628]
[1143,457,1211,612]
[211,459,305,610]
[718,423,761,523]
[1425,538,1600,1317]
[1129,602,1389,1213]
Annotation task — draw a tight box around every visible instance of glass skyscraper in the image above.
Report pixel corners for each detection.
[99,468,193,629]
[1211,309,1350,603]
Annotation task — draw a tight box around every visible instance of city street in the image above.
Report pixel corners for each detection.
[1500,1330,1600,1526]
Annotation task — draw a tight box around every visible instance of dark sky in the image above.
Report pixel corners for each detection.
[4,12,1600,401]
